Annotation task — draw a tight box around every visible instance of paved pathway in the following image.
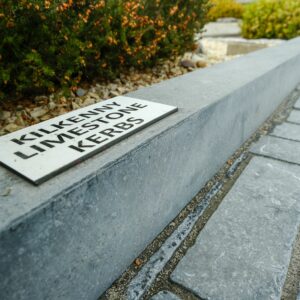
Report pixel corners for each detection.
[172,156,300,299]
[102,89,300,300]
[170,98,300,299]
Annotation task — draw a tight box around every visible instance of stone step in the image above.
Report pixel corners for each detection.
[171,156,300,299]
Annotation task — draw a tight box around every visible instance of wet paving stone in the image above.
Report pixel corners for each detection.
[250,135,300,165]
[287,110,300,124]
[293,98,300,110]
[271,122,300,142]
[171,156,300,300]
[150,291,182,300]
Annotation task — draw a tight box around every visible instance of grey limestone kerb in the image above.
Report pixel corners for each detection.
[1,38,300,300]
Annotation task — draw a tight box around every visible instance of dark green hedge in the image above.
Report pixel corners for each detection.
[0,0,209,98]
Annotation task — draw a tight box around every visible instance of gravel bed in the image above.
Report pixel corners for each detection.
[0,52,238,136]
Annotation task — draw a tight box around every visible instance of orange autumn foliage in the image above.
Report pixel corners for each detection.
[0,0,209,98]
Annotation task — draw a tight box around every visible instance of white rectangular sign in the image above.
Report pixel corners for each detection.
[0,96,177,185]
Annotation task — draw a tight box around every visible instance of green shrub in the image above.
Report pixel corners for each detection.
[0,0,209,99]
[206,0,244,22]
[242,0,300,39]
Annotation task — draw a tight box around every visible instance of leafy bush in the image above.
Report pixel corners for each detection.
[242,0,300,39]
[206,0,244,22]
[0,0,209,98]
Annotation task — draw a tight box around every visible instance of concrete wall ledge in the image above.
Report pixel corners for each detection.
[1,37,300,300]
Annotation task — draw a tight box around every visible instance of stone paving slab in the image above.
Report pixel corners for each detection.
[171,156,300,300]
[287,110,300,124]
[293,98,300,109]
[150,291,181,300]
[199,38,283,57]
[271,122,300,142]
[201,22,241,37]
[250,135,300,165]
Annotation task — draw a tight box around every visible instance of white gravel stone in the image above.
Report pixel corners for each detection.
[30,106,48,119]
[0,111,11,121]
[3,123,20,132]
